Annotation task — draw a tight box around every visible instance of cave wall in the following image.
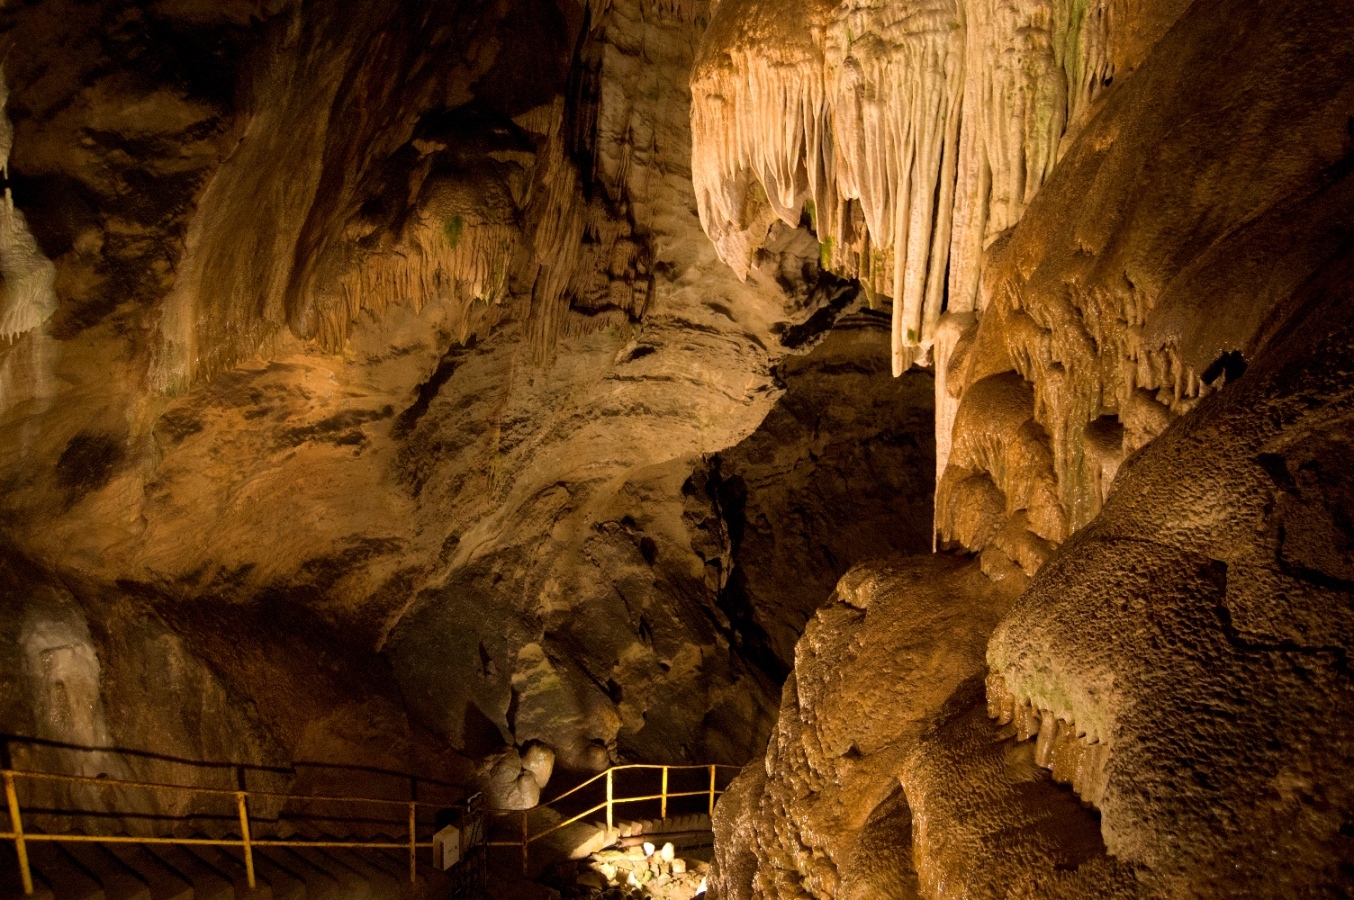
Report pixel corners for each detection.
[701,0,1354,896]
[0,0,945,804]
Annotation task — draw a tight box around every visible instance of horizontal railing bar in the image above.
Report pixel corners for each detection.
[610,790,720,805]
[4,760,734,869]
[535,771,610,806]
[13,808,418,827]
[5,763,737,813]
[605,764,741,772]
[533,764,740,808]
[0,832,435,849]
[2,769,450,809]
[524,801,610,843]
[255,839,436,849]
[521,788,726,845]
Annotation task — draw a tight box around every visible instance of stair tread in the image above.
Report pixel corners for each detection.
[241,853,303,900]
[181,848,271,900]
[0,843,54,900]
[314,852,396,900]
[144,848,231,900]
[254,851,338,900]
[101,846,193,900]
[60,843,151,900]
[275,850,366,900]
[25,843,106,900]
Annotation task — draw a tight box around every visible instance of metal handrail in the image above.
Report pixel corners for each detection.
[0,767,458,896]
[3,767,453,808]
[1,761,745,889]
[483,763,743,873]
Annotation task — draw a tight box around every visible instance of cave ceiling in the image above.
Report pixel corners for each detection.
[0,0,1351,896]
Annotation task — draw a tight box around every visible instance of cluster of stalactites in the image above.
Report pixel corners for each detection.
[316,221,519,350]
[0,67,56,344]
[690,0,1113,375]
[986,671,1110,806]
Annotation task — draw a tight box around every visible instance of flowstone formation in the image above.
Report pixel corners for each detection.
[704,0,1354,896]
[0,0,941,809]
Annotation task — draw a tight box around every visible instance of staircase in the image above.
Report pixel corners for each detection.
[2,762,739,897]
[1,839,457,900]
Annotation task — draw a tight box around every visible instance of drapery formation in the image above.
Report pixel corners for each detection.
[691,0,1113,375]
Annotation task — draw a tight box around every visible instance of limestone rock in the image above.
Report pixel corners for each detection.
[709,554,1023,899]
[521,741,556,791]
[480,747,541,811]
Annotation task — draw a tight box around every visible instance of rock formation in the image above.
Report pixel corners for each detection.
[0,0,1349,895]
[0,0,937,817]
[703,0,1354,896]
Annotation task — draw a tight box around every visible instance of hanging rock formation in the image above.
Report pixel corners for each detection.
[690,0,1183,376]
[0,0,947,816]
[708,0,1354,895]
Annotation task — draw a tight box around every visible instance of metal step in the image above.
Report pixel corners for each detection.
[310,854,395,900]
[59,844,149,900]
[274,851,365,900]
[252,851,337,900]
[239,854,302,900]
[0,843,53,900]
[178,849,269,900]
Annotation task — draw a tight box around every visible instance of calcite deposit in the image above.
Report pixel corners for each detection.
[690,0,1185,375]
[0,0,937,808]
[709,557,1023,899]
[0,0,1350,895]
[705,0,1354,896]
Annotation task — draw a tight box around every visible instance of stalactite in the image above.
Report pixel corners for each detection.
[315,222,520,351]
[0,69,56,343]
[691,0,1115,373]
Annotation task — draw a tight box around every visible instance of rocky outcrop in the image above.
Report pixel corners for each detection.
[706,0,1354,896]
[936,0,1354,559]
[691,0,1191,375]
[979,285,1354,895]
[708,556,1023,899]
[0,0,749,780]
[695,311,937,673]
[0,0,946,810]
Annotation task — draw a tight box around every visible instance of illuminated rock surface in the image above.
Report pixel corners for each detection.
[705,0,1354,896]
[0,0,1349,895]
[0,0,935,804]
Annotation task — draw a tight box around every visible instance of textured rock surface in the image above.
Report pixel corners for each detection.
[0,0,734,780]
[691,0,1190,374]
[937,0,1354,558]
[706,0,1354,896]
[0,0,946,816]
[708,556,1022,899]
[983,287,1354,896]
[699,312,936,672]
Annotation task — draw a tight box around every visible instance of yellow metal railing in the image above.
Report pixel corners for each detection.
[0,767,461,895]
[1,761,742,889]
[483,763,742,873]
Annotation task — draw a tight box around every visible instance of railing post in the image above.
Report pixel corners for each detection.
[4,772,32,896]
[235,791,256,890]
[408,802,417,884]
[660,767,668,820]
[605,768,613,831]
[708,765,716,816]
[521,811,529,875]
